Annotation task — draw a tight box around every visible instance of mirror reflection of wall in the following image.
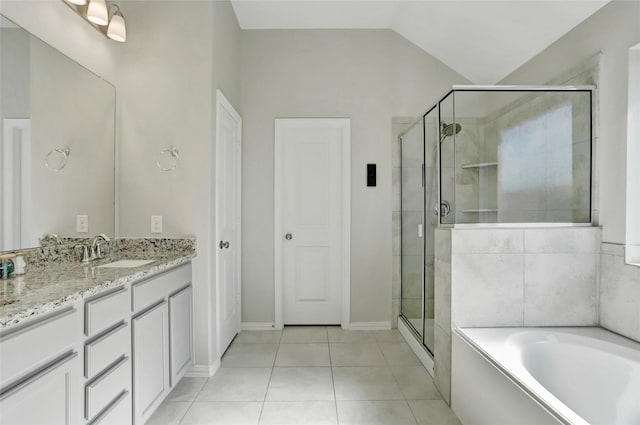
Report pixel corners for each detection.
[0,15,115,252]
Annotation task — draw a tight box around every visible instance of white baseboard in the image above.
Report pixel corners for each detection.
[241,322,280,330]
[348,321,391,330]
[398,317,434,378]
[184,359,220,378]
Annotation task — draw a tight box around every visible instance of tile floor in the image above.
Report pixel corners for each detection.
[148,327,462,425]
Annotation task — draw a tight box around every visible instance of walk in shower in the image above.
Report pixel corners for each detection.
[399,86,593,356]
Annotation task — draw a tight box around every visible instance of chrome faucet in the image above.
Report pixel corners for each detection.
[41,233,63,246]
[90,234,111,260]
[75,234,111,263]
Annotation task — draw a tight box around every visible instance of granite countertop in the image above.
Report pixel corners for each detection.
[0,239,196,330]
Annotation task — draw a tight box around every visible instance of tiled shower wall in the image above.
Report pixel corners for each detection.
[599,243,640,343]
[434,226,602,404]
[484,92,592,223]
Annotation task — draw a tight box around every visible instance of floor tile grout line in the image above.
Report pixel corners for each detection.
[172,375,209,425]
[327,336,341,425]
[176,396,198,425]
[257,335,279,425]
[168,329,439,425]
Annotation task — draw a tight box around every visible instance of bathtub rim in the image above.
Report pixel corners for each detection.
[454,326,640,425]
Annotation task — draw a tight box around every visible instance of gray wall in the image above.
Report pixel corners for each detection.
[116,0,241,367]
[0,28,30,118]
[240,29,468,325]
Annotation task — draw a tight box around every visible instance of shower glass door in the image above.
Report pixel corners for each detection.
[400,120,424,340]
[422,108,439,352]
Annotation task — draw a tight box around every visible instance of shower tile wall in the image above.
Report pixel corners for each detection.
[433,230,452,404]
[599,243,640,343]
[439,118,488,224]
[482,92,592,223]
[433,226,601,404]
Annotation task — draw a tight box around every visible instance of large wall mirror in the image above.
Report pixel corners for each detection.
[0,15,115,251]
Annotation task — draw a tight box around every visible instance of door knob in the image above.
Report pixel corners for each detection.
[285,233,293,240]
[219,241,230,249]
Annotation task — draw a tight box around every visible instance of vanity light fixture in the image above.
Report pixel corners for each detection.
[106,5,126,42]
[86,0,108,26]
[63,0,127,43]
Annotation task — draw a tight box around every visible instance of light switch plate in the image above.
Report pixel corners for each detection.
[151,215,163,234]
[76,215,89,233]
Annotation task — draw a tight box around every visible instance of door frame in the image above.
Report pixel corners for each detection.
[274,118,351,329]
[2,118,32,249]
[215,90,242,355]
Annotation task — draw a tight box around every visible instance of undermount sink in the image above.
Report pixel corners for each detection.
[96,259,155,268]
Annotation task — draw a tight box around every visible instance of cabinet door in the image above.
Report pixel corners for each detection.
[169,285,193,386]
[132,302,169,425]
[0,352,80,425]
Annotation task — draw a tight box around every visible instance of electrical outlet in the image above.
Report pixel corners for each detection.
[76,215,89,233]
[151,215,163,234]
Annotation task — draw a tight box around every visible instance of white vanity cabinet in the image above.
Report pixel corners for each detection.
[0,261,193,425]
[82,287,132,425]
[131,263,192,425]
[0,306,82,425]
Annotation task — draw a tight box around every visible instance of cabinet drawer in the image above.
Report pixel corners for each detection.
[132,264,191,312]
[85,288,129,337]
[0,307,78,386]
[85,322,129,379]
[85,357,130,420]
[89,391,131,425]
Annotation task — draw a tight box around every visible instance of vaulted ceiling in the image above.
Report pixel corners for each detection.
[230,0,610,84]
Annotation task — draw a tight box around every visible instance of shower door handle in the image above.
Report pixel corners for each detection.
[418,224,423,238]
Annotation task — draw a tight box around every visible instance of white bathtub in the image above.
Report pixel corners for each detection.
[451,327,640,425]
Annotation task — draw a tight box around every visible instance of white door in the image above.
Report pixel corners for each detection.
[215,90,242,354]
[275,119,350,326]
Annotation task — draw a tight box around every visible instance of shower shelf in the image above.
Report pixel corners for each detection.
[461,209,498,213]
[461,162,499,169]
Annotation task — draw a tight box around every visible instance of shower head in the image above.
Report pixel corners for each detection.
[440,122,462,143]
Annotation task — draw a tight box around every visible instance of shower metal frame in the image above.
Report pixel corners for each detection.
[397,84,595,357]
